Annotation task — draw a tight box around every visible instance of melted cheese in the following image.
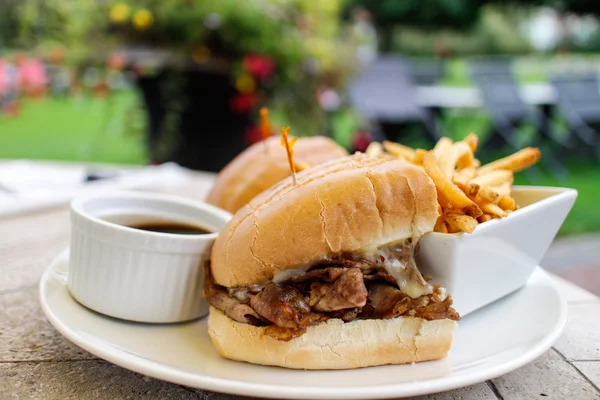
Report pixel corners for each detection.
[358,244,433,298]
[386,262,433,298]
[273,267,311,284]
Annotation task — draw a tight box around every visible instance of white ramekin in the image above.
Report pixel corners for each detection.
[68,191,231,323]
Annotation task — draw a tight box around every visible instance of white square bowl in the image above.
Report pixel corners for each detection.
[416,186,577,316]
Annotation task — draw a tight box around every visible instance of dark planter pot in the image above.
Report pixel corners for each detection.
[136,69,251,172]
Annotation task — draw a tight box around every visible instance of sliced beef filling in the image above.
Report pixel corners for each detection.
[205,257,460,341]
[250,283,311,328]
[360,282,459,320]
[204,268,266,325]
[327,307,361,322]
[360,282,412,319]
[308,268,367,312]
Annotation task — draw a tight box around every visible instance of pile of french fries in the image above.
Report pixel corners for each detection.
[365,133,541,234]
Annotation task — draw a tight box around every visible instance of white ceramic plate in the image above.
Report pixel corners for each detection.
[40,250,567,399]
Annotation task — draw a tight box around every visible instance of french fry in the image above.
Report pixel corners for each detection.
[480,202,508,218]
[465,182,480,197]
[365,142,383,157]
[436,189,453,210]
[432,137,453,160]
[446,223,462,234]
[424,152,482,218]
[461,168,478,181]
[383,141,416,161]
[489,182,511,197]
[439,142,473,178]
[464,133,479,152]
[467,184,499,203]
[452,178,467,192]
[498,195,517,211]
[371,133,535,234]
[453,168,477,189]
[480,186,500,203]
[470,170,513,187]
[457,150,475,170]
[434,215,447,233]
[436,221,449,233]
[413,149,427,165]
[478,213,493,223]
[478,147,541,174]
[444,211,478,234]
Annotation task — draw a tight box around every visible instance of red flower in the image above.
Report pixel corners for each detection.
[230,93,259,113]
[18,58,48,97]
[352,131,373,152]
[244,125,263,145]
[242,54,275,81]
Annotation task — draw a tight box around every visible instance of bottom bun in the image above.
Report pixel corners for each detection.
[207,307,457,370]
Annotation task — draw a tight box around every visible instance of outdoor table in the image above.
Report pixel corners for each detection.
[416,83,557,109]
[2,171,599,399]
[417,83,559,154]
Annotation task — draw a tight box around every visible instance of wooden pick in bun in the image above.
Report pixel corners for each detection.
[206,153,460,370]
[206,136,348,213]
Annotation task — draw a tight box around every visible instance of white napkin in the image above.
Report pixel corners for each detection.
[0,161,193,219]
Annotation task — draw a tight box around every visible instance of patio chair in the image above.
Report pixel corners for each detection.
[469,60,567,179]
[409,58,446,86]
[474,73,532,150]
[551,74,600,161]
[469,56,513,78]
[348,55,440,144]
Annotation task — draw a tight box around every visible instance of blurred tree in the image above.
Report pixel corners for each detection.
[0,0,21,48]
[17,0,111,64]
[346,0,484,50]
[500,0,600,16]
[348,0,600,52]
[392,4,533,57]
[560,0,600,15]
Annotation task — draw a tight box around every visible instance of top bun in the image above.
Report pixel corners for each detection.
[211,153,439,287]
[206,136,348,213]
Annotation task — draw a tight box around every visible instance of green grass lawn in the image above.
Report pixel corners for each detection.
[441,57,555,87]
[514,160,600,237]
[0,90,147,164]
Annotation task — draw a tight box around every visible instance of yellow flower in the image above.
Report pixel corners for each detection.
[133,9,153,31]
[109,3,130,24]
[235,74,256,94]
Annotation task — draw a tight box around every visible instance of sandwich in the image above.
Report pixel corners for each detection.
[206,135,348,213]
[205,153,460,370]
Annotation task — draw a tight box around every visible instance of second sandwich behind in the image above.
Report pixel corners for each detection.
[206,135,348,214]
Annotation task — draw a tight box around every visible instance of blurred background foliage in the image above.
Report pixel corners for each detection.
[2,0,600,234]
[6,0,357,137]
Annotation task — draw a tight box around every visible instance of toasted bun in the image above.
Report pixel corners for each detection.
[206,136,348,213]
[211,153,439,287]
[208,307,457,369]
